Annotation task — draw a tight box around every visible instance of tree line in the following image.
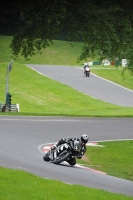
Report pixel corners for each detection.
[1,0,133,73]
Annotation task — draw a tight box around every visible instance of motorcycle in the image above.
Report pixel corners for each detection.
[84,66,90,77]
[43,140,82,165]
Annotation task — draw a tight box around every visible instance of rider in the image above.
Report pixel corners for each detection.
[51,134,89,165]
[84,63,90,74]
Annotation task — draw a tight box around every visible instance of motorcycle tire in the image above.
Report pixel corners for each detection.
[53,151,71,164]
[43,153,50,162]
[86,72,90,77]
[67,157,76,166]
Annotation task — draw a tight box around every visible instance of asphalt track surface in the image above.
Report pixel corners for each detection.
[27,64,133,107]
[1,65,133,197]
[0,116,133,196]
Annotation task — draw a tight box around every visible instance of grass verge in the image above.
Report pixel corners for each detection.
[78,140,133,181]
[0,167,133,200]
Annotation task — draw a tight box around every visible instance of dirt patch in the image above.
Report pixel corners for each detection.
[82,154,90,162]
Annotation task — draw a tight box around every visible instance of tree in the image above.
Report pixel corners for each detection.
[1,0,133,73]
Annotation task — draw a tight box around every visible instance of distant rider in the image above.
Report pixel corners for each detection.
[84,63,90,74]
[51,134,89,165]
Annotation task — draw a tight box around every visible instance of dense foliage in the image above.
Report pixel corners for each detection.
[1,0,133,73]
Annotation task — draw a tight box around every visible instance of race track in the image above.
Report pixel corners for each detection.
[0,116,133,197]
[27,64,133,107]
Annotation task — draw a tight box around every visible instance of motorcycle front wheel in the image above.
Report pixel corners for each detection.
[53,151,71,164]
[43,152,50,162]
[86,72,90,77]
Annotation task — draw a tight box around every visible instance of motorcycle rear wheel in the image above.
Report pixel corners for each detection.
[53,151,70,164]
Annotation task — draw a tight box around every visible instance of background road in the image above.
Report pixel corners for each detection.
[0,116,133,196]
[27,64,133,107]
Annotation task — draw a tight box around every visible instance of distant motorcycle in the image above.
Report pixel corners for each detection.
[84,67,90,77]
[43,140,82,166]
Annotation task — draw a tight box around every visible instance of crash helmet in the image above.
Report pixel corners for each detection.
[81,134,89,144]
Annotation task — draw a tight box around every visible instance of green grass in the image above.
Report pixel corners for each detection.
[91,66,133,91]
[0,167,133,200]
[0,35,85,65]
[78,140,133,181]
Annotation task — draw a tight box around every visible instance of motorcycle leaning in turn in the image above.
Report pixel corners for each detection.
[43,140,83,166]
